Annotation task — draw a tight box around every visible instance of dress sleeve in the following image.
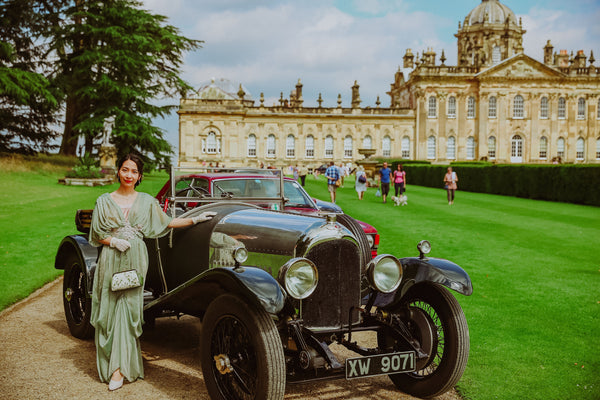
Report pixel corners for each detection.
[138,193,173,239]
[90,194,119,247]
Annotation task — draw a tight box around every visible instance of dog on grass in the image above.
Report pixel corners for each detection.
[391,194,407,206]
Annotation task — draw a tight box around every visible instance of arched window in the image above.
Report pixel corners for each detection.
[447,136,456,159]
[428,96,437,118]
[540,97,549,119]
[447,96,456,118]
[577,98,586,119]
[513,95,524,119]
[286,134,295,158]
[558,97,566,119]
[204,131,218,154]
[382,135,391,157]
[576,137,585,160]
[596,137,600,159]
[344,135,353,158]
[266,134,276,158]
[488,96,497,118]
[325,135,334,158]
[362,135,372,149]
[401,136,410,159]
[488,136,496,159]
[427,135,436,159]
[467,96,476,118]
[247,134,257,157]
[511,135,523,162]
[492,46,501,64]
[305,135,314,158]
[539,136,548,159]
[467,136,475,160]
[557,137,565,158]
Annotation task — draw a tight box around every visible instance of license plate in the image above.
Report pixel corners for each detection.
[345,351,416,379]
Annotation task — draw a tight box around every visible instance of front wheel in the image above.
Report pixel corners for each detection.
[378,284,469,399]
[200,294,285,400]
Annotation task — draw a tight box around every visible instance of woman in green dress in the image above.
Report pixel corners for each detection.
[90,154,215,391]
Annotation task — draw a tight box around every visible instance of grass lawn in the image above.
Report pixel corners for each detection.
[0,164,598,400]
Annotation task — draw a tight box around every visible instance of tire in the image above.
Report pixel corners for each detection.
[336,213,371,272]
[200,294,285,400]
[377,284,469,399]
[62,253,94,339]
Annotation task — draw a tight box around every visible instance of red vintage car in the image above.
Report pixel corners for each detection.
[155,170,379,259]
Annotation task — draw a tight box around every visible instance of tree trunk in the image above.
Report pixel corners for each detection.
[59,95,79,156]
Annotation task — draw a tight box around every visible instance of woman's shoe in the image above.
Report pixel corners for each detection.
[108,377,124,391]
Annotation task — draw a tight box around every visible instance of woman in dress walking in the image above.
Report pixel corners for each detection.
[90,153,215,391]
[355,165,367,200]
[443,166,458,205]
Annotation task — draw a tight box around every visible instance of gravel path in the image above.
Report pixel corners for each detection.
[0,277,461,400]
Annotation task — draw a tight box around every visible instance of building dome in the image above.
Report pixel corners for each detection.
[465,0,517,26]
[196,78,253,100]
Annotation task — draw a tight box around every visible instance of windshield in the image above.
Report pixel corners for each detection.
[211,178,315,208]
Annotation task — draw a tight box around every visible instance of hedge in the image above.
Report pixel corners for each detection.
[402,163,600,206]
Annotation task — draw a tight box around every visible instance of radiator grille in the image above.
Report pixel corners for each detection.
[301,239,361,330]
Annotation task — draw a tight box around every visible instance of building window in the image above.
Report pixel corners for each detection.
[513,95,524,119]
[540,97,549,119]
[305,135,314,158]
[325,135,334,158]
[577,98,586,119]
[266,134,276,158]
[467,96,476,118]
[558,97,566,119]
[344,135,353,158]
[488,136,496,159]
[427,135,436,159]
[203,131,220,154]
[467,136,475,160]
[576,137,584,160]
[492,46,501,64]
[539,136,548,159]
[489,96,497,118]
[428,96,437,118]
[446,136,456,159]
[511,135,523,158]
[247,134,256,157]
[557,137,565,158]
[597,99,600,119]
[596,137,600,159]
[382,135,391,157]
[401,136,410,159]
[362,135,372,149]
[286,134,295,158]
[447,96,456,118]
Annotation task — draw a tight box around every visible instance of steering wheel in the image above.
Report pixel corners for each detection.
[174,186,209,211]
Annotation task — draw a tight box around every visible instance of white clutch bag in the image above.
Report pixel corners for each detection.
[111,270,142,292]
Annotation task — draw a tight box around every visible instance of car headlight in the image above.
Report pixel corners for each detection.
[232,245,248,264]
[278,258,318,300]
[366,255,402,293]
[366,234,374,248]
[417,240,431,259]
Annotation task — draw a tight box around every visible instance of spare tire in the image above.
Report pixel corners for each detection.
[336,213,371,272]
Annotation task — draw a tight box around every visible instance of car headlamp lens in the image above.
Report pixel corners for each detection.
[366,234,374,248]
[367,255,402,293]
[232,246,248,264]
[278,258,318,300]
[417,240,431,257]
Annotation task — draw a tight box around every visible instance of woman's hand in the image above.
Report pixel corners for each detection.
[191,211,217,224]
[109,237,131,252]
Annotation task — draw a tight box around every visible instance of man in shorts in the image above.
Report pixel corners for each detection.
[379,162,392,204]
[325,161,340,203]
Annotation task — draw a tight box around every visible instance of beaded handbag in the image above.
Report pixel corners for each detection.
[111,270,142,291]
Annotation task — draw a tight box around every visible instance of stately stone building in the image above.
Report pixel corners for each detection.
[178,0,600,167]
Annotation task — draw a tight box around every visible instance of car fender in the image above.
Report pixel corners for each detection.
[55,235,99,296]
[144,266,286,317]
[372,257,473,308]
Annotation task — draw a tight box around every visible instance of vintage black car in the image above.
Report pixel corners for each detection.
[55,168,472,400]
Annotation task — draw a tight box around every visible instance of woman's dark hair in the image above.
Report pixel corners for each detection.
[398,164,403,171]
[116,153,144,187]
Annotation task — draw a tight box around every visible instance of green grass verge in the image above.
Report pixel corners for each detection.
[302,175,600,400]
[0,167,598,399]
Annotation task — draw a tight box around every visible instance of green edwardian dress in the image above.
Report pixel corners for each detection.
[90,192,172,383]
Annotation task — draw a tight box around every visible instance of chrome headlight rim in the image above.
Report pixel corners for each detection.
[278,257,319,300]
[417,240,431,258]
[366,254,403,293]
[232,245,248,264]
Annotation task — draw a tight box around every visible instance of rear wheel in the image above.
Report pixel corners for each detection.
[62,253,94,339]
[200,294,285,400]
[377,284,469,399]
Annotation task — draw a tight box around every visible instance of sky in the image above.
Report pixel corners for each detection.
[139,0,600,155]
